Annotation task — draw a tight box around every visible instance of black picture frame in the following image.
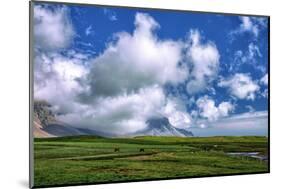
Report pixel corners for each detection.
[29,1,270,188]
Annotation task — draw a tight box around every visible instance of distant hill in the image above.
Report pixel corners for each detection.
[33,100,193,138]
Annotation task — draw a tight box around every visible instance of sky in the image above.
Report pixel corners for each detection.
[33,2,269,136]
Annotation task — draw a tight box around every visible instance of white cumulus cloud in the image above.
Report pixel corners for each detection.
[34,5,75,50]
[196,96,234,122]
[185,30,220,94]
[80,12,188,99]
[218,73,260,100]
[162,98,192,129]
[58,86,167,134]
[34,51,88,114]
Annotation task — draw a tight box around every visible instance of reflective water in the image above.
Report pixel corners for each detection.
[226,152,268,161]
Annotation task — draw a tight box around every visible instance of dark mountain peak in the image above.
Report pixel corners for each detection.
[137,117,193,137]
[146,117,170,129]
[34,100,56,127]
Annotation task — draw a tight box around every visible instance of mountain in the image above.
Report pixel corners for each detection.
[131,117,193,137]
[33,100,105,138]
[33,100,193,138]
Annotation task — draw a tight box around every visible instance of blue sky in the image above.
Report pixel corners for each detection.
[33,2,269,136]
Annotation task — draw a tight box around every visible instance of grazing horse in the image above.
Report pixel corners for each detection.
[139,148,144,152]
[114,148,120,152]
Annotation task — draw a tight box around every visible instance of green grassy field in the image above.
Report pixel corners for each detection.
[34,136,268,187]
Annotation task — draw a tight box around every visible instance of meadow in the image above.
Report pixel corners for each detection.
[34,136,268,187]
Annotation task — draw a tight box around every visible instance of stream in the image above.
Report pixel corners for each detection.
[226,152,268,161]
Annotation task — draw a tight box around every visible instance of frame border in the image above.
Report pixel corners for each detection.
[29,1,34,188]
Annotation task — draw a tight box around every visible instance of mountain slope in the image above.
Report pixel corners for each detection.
[33,100,99,138]
[33,116,55,138]
[131,117,193,137]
